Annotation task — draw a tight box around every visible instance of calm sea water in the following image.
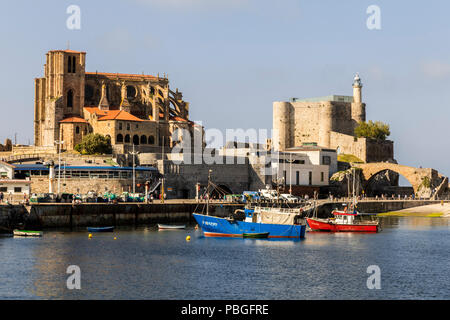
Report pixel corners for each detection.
[0,217,449,300]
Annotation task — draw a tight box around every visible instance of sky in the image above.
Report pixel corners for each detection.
[0,0,449,178]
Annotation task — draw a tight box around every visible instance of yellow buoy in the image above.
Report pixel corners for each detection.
[88,234,92,238]
[114,237,117,240]
[186,235,191,241]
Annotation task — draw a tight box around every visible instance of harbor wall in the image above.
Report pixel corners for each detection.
[0,202,242,229]
[1,200,447,229]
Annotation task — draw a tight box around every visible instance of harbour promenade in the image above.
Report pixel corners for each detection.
[0,199,448,230]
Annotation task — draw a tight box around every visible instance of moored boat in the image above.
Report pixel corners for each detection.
[307,206,379,232]
[193,170,306,239]
[158,224,186,230]
[87,226,114,232]
[193,206,306,239]
[242,232,270,239]
[13,230,43,237]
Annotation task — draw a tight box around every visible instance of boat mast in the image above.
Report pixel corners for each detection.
[206,169,212,216]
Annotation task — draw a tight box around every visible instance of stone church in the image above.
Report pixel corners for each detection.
[272,74,394,163]
[34,49,199,153]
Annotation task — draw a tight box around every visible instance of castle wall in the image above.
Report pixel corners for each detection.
[330,132,394,163]
[273,102,293,150]
[365,139,394,163]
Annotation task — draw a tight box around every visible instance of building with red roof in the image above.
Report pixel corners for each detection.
[34,49,198,153]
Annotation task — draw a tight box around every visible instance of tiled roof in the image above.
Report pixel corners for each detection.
[85,72,160,81]
[98,110,144,122]
[59,117,88,123]
[49,49,85,54]
[84,107,109,117]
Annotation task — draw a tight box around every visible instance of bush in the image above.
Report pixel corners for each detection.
[74,134,112,155]
[354,120,390,140]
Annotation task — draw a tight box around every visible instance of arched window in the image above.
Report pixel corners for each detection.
[68,56,76,73]
[127,85,136,99]
[133,135,140,145]
[68,56,72,73]
[67,89,74,108]
[124,134,130,143]
[72,56,76,73]
[116,134,123,143]
[140,135,147,144]
[76,126,80,134]
[149,136,155,145]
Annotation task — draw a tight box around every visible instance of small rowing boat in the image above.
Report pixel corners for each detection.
[243,232,269,239]
[158,224,186,230]
[13,230,43,237]
[87,226,114,232]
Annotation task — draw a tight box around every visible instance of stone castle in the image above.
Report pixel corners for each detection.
[34,49,199,153]
[273,74,394,163]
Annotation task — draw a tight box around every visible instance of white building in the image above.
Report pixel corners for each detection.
[270,151,330,187]
[0,161,32,199]
[284,143,338,177]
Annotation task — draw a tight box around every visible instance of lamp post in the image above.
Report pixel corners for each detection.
[129,143,140,195]
[54,140,64,195]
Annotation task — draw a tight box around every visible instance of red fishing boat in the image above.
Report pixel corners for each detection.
[307,204,379,232]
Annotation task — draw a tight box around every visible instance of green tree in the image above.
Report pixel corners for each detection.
[354,120,390,140]
[74,133,112,155]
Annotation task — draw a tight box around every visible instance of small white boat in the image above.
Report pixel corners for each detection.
[13,230,43,237]
[157,224,186,230]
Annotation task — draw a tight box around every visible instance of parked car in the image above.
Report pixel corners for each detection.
[280,194,300,203]
[258,189,278,201]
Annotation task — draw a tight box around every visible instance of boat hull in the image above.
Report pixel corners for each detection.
[13,230,43,237]
[158,224,186,230]
[193,213,306,239]
[307,218,378,232]
[87,226,114,232]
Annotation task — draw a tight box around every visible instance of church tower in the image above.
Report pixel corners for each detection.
[34,49,86,147]
[351,73,366,129]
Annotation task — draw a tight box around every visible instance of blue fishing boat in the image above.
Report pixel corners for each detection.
[87,226,114,232]
[193,207,306,239]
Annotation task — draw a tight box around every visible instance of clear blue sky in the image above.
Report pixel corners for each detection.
[1,0,449,177]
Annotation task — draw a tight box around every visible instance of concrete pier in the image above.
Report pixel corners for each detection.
[0,202,243,229]
[0,200,448,230]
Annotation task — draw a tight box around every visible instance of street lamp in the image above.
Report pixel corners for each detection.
[129,143,140,194]
[54,140,64,195]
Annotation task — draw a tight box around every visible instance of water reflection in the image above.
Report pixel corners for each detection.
[1,217,449,300]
